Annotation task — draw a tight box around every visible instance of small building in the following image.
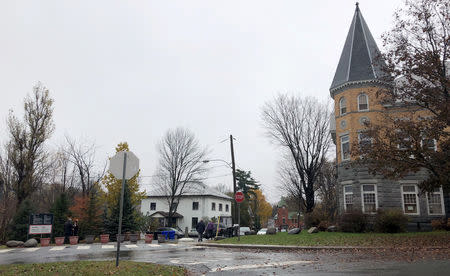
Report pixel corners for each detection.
[274,205,300,230]
[140,182,233,231]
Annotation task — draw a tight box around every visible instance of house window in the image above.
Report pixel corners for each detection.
[219,203,223,211]
[361,184,377,213]
[358,132,372,154]
[398,137,411,150]
[343,185,353,211]
[401,185,419,215]
[211,202,216,211]
[341,135,350,161]
[427,188,444,215]
[339,97,347,115]
[422,138,437,151]
[192,217,198,229]
[358,93,369,111]
[282,217,286,224]
[192,202,199,210]
[150,202,156,211]
[225,204,229,212]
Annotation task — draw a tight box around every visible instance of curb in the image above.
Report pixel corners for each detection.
[196,243,449,251]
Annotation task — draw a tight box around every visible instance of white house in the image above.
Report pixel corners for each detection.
[140,182,233,232]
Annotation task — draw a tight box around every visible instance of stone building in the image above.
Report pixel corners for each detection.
[329,4,449,230]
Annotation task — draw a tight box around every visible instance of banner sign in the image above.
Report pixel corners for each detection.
[29,213,53,234]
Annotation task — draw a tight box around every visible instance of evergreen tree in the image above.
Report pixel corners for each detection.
[51,193,72,237]
[106,181,137,236]
[8,199,34,241]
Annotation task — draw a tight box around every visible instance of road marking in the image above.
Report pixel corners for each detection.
[211,260,314,272]
[168,244,178,246]
[102,245,114,249]
[148,244,161,247]
[22,248,40,252]
[77,245,90,250]
[0,249,13,253]
[125,244,138,248]
[49,246,65,251]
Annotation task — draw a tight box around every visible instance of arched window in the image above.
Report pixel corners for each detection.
[339,97,347,115]
[358,93,369,111]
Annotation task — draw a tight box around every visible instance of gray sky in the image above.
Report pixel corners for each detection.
[0,0,402,203]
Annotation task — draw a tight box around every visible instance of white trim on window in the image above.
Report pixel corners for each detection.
[421,138,437,151]
[426,187,445,215]
[343,185,353,212]
[357,93,369,111]
[341,135,350,161]
[339,97,347,116]
[360,184,378,213]
[401,184,420,215]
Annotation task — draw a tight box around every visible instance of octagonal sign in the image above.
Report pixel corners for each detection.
[109,151,139,180]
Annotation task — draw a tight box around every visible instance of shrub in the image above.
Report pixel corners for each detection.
[374,209,408,233]
[338,210,367,233]
[431,218,448,231]
[8,199,34,241]
[304,208,328,228]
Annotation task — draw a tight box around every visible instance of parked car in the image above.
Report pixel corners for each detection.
[188,229,198,237]
[239,227,251,236]
[257,228,267,235]
[154,227,184,239]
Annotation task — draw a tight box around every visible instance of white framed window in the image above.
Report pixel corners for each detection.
[219,203,223,211]
[358,93,369,111]
[361,184,378,213]
[398,136,411,150]
[341,135,350,161]
[192,202,199,210]
[401,185,420,215]
[225,204,229,212]
[150,202,156,211]
[358,132,372,153]
[343,185,353,211]
[426,187,445,215]
[339,97,347,115]
[421,138,437,151]
[211,202,216,211]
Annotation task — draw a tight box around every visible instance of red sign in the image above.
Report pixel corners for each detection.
[235,191,244,203]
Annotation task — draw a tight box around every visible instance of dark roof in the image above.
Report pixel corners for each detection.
[149,211,183,218]
[330,3,387,93]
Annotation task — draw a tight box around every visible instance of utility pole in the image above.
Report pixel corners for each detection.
[230,134,237,226]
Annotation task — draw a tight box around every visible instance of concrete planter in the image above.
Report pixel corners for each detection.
[116,234,125,243]
[40,238,51,247]
[85,235,95,244]
[100,234,109,244]
[55,237,64,246]
[129,233,139,243]
[145,234,154,243]
[69,236,79,245]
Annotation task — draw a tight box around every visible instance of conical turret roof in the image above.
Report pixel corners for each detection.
[330,3,387,93]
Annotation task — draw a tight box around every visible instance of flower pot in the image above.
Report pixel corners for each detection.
[129,233,139,243]
[40,238,50,247]
[69,236,79,245]
[55,237,64,246]
[85,235,95,244]
[144,234,154,244]
[116,234,125,243]
[124,232,131,241]
[100,234,109,244]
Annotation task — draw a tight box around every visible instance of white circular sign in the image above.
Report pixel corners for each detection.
[109,151,139,180]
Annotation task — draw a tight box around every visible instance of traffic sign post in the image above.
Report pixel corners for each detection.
[235,192,244,241]
[109,151,139,267]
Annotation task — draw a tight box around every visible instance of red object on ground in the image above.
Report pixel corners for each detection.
[40,238,50,247]
[145,234,154,243]
[55,237,64,246]
[235,191,244,203]
[100,234,109,244]
[69,236,79,245]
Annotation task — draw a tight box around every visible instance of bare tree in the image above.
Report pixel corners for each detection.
[6,83,54,207]
[316,160,338,222]
[65,136,106,196]
[262,95,331,213]
[154,128,207,227]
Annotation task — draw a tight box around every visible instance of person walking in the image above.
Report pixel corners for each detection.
[196,220,206,242]
[63,217,73,244]
[73,219,79,236]
[206,221,214,240]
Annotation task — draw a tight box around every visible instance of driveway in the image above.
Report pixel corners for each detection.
[1,242,449,275]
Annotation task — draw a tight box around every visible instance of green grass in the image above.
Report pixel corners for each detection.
[0,261,187,276]
[214,231,450,247]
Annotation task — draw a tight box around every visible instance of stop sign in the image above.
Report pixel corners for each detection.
[109,151,139,180]
[235,191,244,203]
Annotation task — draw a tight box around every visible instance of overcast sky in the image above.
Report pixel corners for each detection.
[0,0,402,203]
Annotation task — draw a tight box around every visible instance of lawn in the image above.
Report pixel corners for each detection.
[0,261,187,276]
[214,231,450,247]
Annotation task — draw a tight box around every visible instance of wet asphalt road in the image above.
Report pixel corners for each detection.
[1,242,449,275]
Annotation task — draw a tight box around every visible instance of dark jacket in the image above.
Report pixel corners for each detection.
[196,221,206,233]
[64,220,73,236]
